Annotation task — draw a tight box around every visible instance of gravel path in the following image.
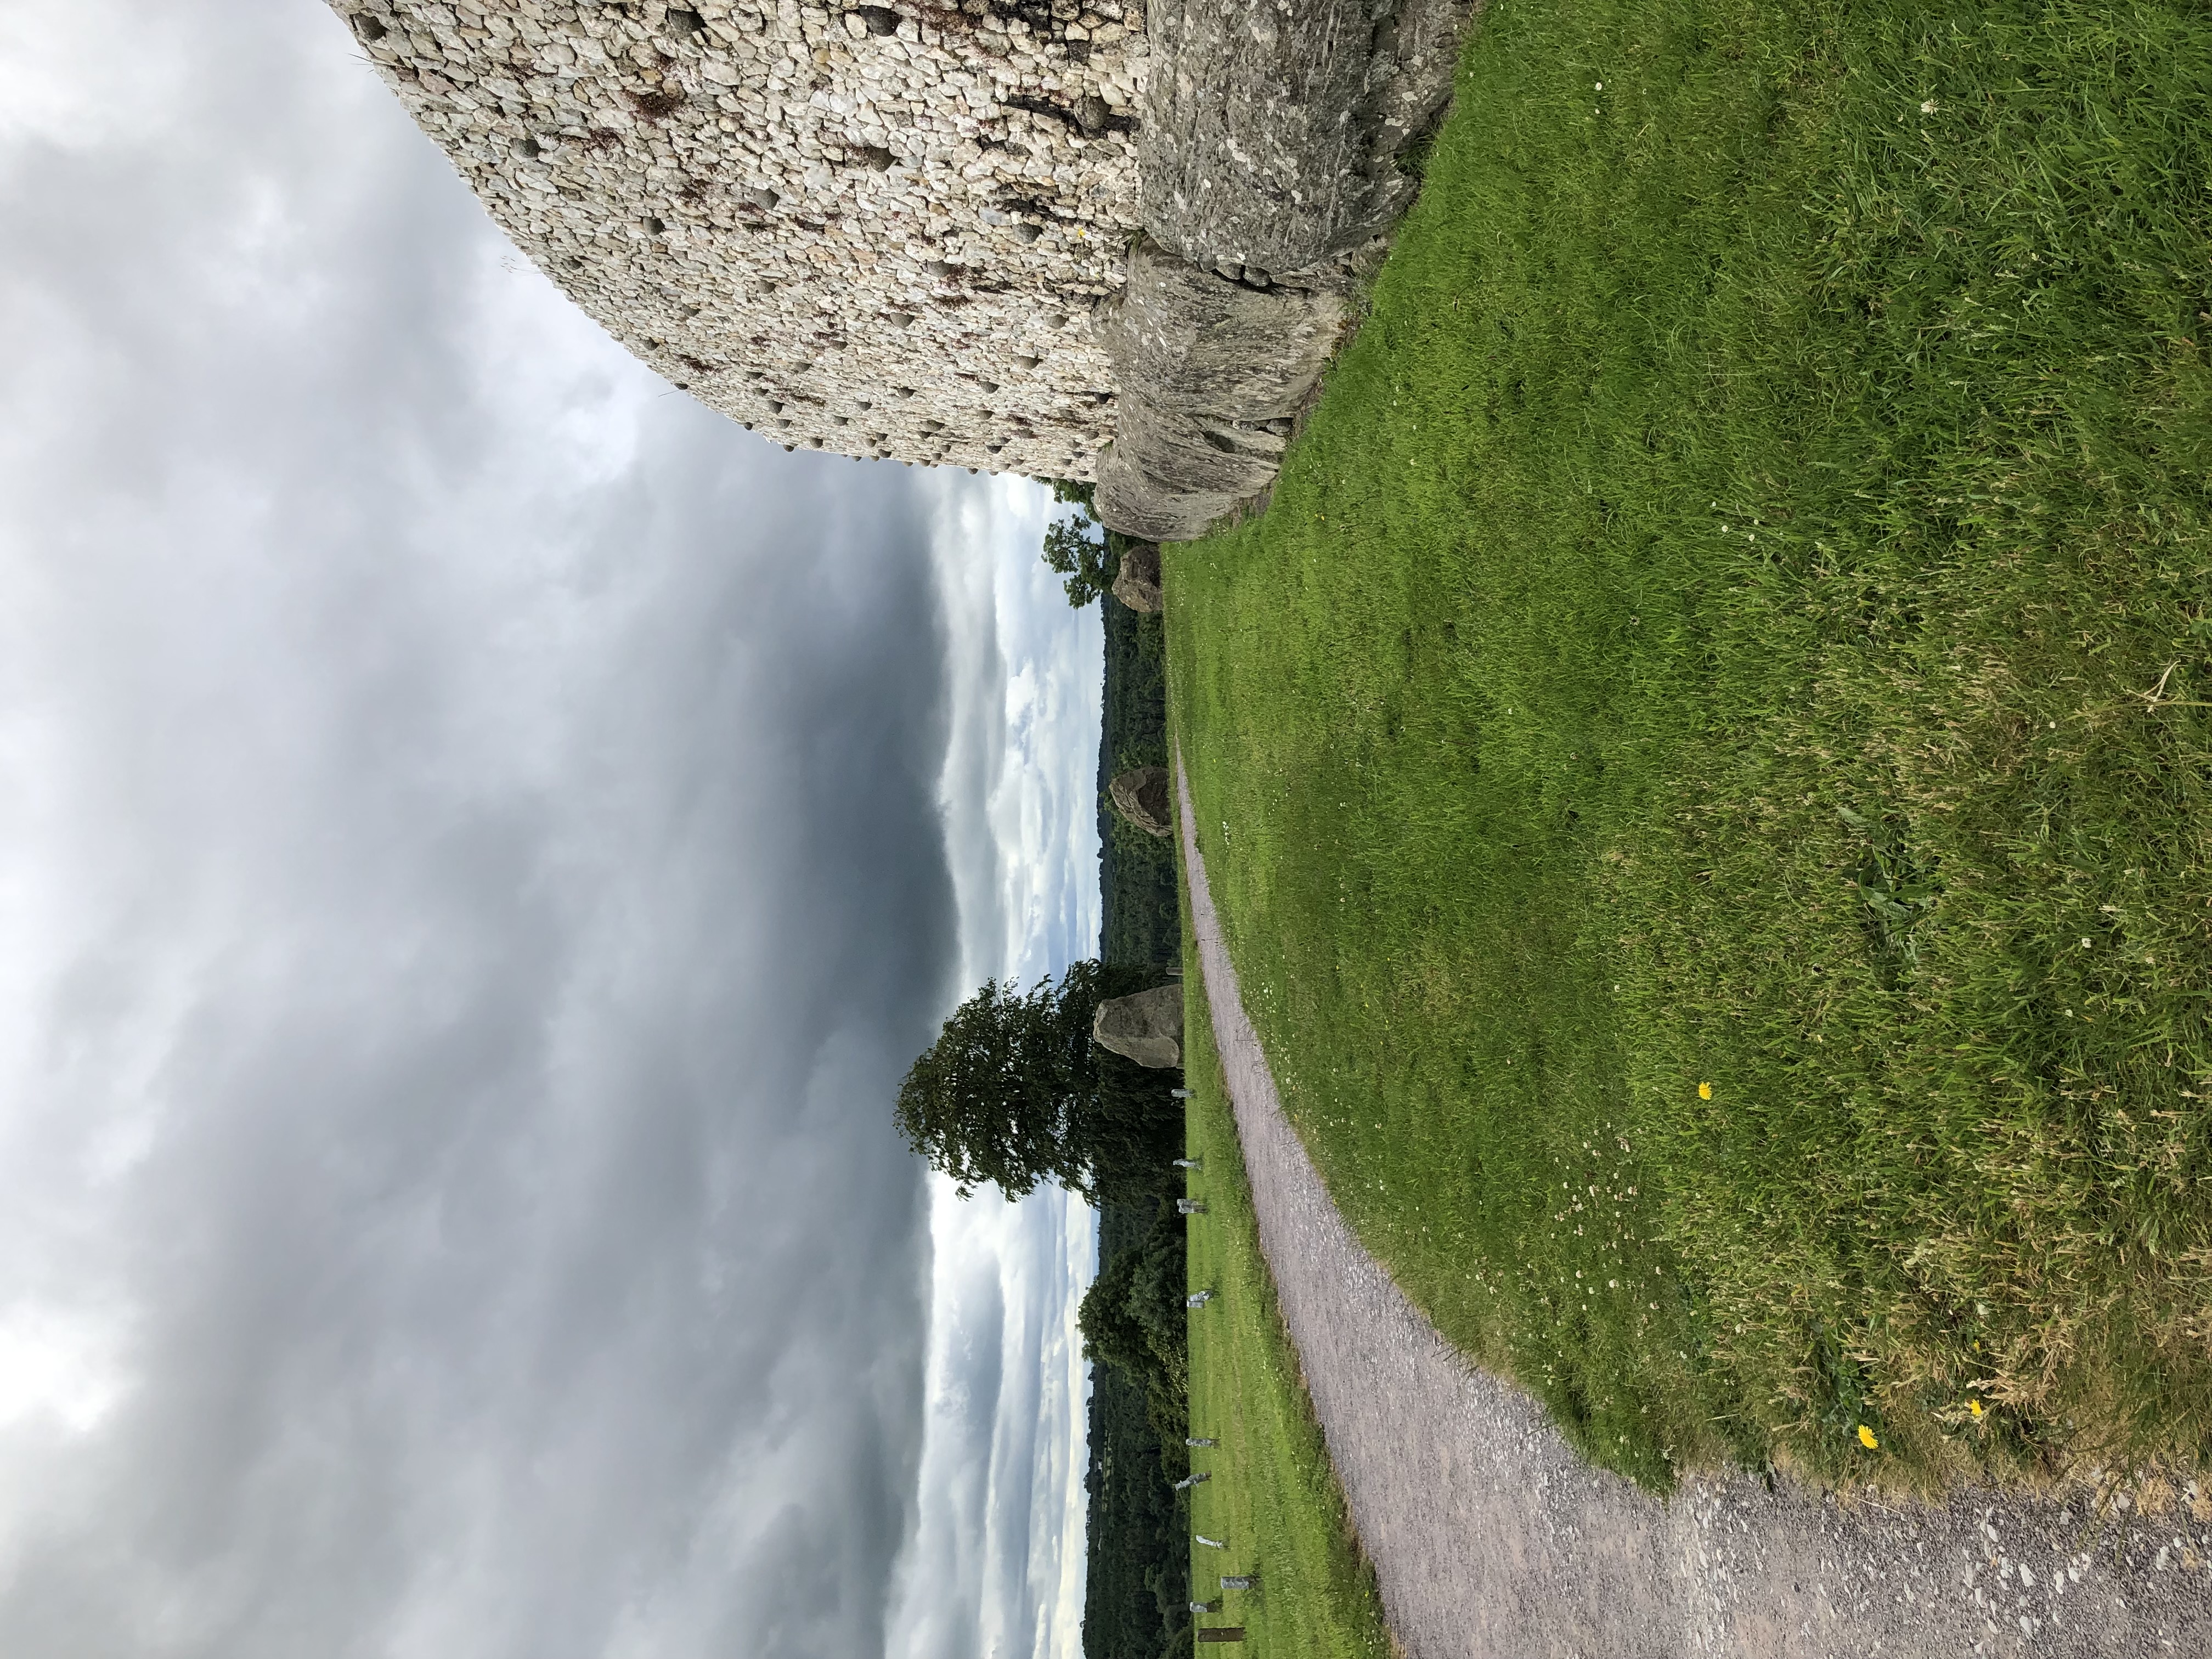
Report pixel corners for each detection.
[1175,757,2212,1659]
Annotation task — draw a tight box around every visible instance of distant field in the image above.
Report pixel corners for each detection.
[1180,958,1392,1659]
[1166,0,2212,1491]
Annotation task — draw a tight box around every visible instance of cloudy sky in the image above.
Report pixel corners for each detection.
[0,3,1102,1657]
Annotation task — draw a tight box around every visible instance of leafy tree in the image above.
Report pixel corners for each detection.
[895,961,1107,1197]
[1084,1045,1187,1205]
[898,961,1188,1203]
[1081,1226,1190,1659]
[1041,478,1118,608]
[1042,513,1115,608]
[1077,1198,1190,1440]
[1077,1244,1153,1376]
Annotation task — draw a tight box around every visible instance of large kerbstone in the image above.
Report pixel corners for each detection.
[1111,541,1165,612]
[1093,241,1347,539]
[1093,985,1185,1069]
[1109,765,1173,837]
[1142,0,1486,276]
[1099,239,1348,420]
[1114,390,1286,498]
[1096,443,1240,543]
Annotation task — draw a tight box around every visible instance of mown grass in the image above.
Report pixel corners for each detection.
[1180,946,1393,1659]
[1165,0,2212,1492]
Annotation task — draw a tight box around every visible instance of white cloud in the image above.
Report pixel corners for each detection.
[927,473,1103,992]
[888,1176,1096,1659]
[0,1302,129,1436]
[0,2,1036,1655]
[0,1,202,151]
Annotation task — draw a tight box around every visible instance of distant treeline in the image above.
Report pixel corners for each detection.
[1097,593,1177,968]
[1081,1195,1192,1659]
[1080,560,1190,1659]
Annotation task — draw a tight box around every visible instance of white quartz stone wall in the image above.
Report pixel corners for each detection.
[334,0,1145,477]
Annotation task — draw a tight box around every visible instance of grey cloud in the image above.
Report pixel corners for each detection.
[0,2,985,1656]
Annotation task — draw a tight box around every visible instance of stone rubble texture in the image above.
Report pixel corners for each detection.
[331,0,1483,533]
[1141,0,1479,277]
[331,0,1146,480]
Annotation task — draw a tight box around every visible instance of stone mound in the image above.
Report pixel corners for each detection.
[334,0,1483,535]
[334,0,1144,479]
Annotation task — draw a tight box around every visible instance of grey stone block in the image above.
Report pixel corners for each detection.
[1099,239,1348,421]
[1111,541,1164,612]
[1109,766,1174,838]
[1094,441,1239,543]
[1094,985,1186,1069]
[1092,241,1347,539]
[1114,391,1284,500]
[1141,0,1485,274]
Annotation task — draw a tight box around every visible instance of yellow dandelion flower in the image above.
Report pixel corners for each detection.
[1966,1399,1984,1419]
[1697,1082,1713,1101]
[1857,1424,1880,1450]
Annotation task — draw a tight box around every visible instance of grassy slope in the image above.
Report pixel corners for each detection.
[1180,950,1393,1659]
[1166,0,2212,1492]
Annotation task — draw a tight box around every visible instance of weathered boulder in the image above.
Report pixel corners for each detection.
[1093,240,1347,539]
[1096,442,1240,543]
[1111,541,1165,612]
[1100,240,1350,417]
[1115,389,1286,499]
[1109,765,1174,837]
[1142,0,1485,276]
[1093,985,1185,1069]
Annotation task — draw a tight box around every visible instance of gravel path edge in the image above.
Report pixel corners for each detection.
[1175,753,2212,1659]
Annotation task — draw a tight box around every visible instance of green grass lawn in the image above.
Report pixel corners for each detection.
[1165,0,2212,1493]
[1180,955,1393,1659]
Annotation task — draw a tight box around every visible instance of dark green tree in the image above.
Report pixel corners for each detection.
[897,961,1184,1203]
[895,961,1107,1197]
[1042,513,1115,608]
[1077,1244,1153,1376]
[1077,1198,1190,1438]
[1084,1046,1188,1205]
